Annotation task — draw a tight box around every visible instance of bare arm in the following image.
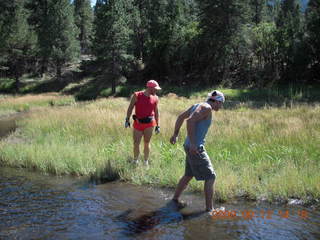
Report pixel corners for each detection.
[155,99,159,126]
[170,105,193,144]
[126,94,137,120]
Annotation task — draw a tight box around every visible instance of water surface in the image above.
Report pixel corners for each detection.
[0,167,319,239]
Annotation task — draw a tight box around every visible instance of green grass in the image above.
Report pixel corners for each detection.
[0,93,75,116]
[0,93,319,204]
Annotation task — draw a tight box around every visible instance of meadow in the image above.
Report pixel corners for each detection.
[0,91,319,203]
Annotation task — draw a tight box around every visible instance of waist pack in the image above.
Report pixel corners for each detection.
[132,115,154,123]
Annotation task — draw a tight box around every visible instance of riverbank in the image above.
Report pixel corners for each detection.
[0,93,319,205]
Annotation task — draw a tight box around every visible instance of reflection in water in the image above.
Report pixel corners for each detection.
[0,167,319,240]
[116,201,205,235]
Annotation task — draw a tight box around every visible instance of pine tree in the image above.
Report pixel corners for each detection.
[197,0,248,84]
[93,0,133,94]
[131,0,150,63]
[251,22,280,86]
[26,0,80,79]
[74,0,93,54]
[25,0,52,76]
[275,0,303,81]
[46,0,80,79]
[0,1,12,68]
[249,0,267,24]
[164,0,200,80]
[0,0,37,91]
[305,0,320,79]
[135,0,198,79]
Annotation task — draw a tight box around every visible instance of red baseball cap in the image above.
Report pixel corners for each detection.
[146,80,161,90]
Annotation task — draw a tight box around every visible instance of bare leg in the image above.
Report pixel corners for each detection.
[173,176,193,201]
[204,178,215,211]
[133,129,143,161]
[143,127,154,162]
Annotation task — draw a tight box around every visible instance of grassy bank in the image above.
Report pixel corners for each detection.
[0,93,319,204]
[0,93,75,117]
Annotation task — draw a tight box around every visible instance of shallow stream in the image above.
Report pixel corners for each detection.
[0,167,319,239]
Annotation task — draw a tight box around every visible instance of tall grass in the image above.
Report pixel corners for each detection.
[0,93,75,116]
[0,94,319,203]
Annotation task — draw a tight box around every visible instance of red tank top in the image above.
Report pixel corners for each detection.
[134,91,158,118]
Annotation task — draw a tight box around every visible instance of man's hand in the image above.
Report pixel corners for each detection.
[125,118,130,128]
[155,126,160,134]
[189,144,199,155]
[170,135,178,144]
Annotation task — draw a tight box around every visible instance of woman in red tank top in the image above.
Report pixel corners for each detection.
[125,80,161,165]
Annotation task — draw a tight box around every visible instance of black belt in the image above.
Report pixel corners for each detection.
[132,115,154,124]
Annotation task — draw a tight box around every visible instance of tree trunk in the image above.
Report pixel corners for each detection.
[41,57,48,78]
[111,49,116,95]
[14,76,20,93]
[56,60,62,80]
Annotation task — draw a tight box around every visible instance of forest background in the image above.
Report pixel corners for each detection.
[0,0,319,99]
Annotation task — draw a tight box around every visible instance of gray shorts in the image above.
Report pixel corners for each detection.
[184,145,216,181]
